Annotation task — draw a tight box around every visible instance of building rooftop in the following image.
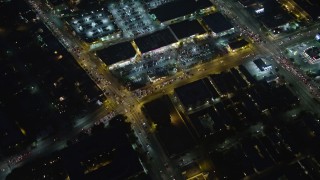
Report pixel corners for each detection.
[174,78,216,109]
[62,123,145,179]
[228,39,249,50]
[202,13,234,34]
[259,14,291,30]
[294,0,320,20]
[169,20,206,39]
[258,0,292,29]
[134,28,177,53]
[6,117,146,180]
[144,95,196,156]
[253,58,270,71]
[305,46,320,59]
[304,46,320,64]
[188,107,225,138]
[238,0,257,7]
[96,41,136,65]
[249,3,264,15]
[150,0,213,22]
[210,72,244,94]
[243,59,275,81]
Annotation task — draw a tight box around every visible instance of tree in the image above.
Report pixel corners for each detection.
[109,114,131,133]
[91,123,105,135]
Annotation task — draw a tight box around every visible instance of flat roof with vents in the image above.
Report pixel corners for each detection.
[202,13,234,34]
[170,20,206,39]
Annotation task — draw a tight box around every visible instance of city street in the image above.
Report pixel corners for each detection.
[1,0,320,179]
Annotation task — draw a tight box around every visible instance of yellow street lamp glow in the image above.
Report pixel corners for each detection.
[57,55,63,60]
[20,128,27,136]
[150,122,157,133]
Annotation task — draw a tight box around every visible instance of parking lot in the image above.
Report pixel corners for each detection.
[144,0,174,9]
[108,0,159,38]
[68,10,117,42]
[286,40,320,76]
[110,36,220,88]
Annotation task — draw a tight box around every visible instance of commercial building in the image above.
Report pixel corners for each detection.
[238,0,256,8]
[228,39,249,52]
[134,28,177,53]
[253,58,272,71]
[169,20,206,40]
[316,33,320,42]
[258,0,293,33]
[150,0,214,22]
[143,95,196,157]
[202,12,235,36]
[174,78,218,111]
[96,41,136,66]
[249,3,264,16]
[304,46,320,64]
[293,0,320,21]
[243,58,276,81]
